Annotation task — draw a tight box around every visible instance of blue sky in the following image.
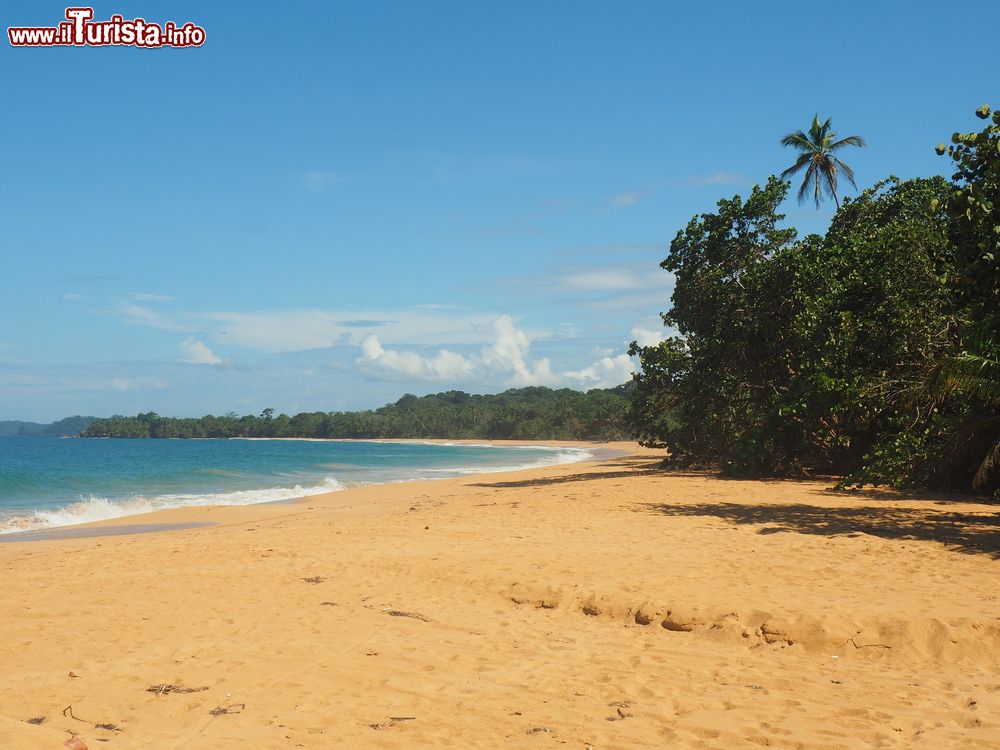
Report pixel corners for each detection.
[2,1,997,421]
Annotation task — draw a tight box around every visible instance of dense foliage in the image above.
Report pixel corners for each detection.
[81,386,632,441]
[0,416,96,437]
[631,106,1000,496]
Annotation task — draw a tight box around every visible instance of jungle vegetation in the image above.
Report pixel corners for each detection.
[630,105,1000,496]
[81,385,632,441]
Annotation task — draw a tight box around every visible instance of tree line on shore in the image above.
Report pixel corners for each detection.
[81,385,632,441]
[630,105,1000,497]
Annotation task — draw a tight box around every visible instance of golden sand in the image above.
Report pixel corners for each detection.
[1,444,998,748]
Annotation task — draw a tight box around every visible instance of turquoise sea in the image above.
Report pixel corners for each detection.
[0,437,589,534]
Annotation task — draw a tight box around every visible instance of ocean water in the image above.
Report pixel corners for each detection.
[0,437,589,534]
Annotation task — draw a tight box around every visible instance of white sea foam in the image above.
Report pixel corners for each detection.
[416,447,592,475]
[0,476,344,535]
[0,444,592,535]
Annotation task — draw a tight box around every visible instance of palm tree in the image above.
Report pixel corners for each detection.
[780,115,865,208]
[927,322,1000,493]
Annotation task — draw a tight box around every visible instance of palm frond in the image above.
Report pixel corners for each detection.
[973,434,1000,491]
[829,135,866,150]
[821,159,839,200]
[808,114,824,140]
[818,117,834,146]
[831,156,857,189]
[931,352,1000,404]
[797,163,817,204]
[780,131,813,149]
[780,152,812,179]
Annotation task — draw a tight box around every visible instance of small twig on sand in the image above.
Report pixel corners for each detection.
[147,684,209,695]
[369,717,416,730]
[840,637,893,650]
[209,703,245,716]
[383,609,431,622]
[62,706,91,724]
[301,576,326,584]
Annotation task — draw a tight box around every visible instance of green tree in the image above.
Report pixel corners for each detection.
[81,386,633,441]
[925,323,1000,493]
[631,175,956,479]
[935,105,1000,319]
[780,114,865,208]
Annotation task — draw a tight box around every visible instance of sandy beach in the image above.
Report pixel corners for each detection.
[1,443,998,749]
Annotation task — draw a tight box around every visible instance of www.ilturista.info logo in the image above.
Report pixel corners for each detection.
[8,7,205,48]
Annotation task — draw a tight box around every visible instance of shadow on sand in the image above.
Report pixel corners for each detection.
[471,454,1000,558]
[470,455,666,488]
[640,501,1000,559]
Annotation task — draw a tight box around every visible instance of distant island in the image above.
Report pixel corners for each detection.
[0,416,97,437]
[80,385,632,441]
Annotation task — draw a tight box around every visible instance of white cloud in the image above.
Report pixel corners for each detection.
[200,308,505,353]
[358,315,556,387]
[356,315,637,388]
[111,377,167,392]
[630,326,666,347]
[358,335,474,380]
[611,191,645,207]
[479,315,556,386]
[130,292,175,302]
[120,304,193,333]
[180,337,223,365]
[561,269,650,292]
[64,293,86,302]
[589,346,615,358]
[688,172,745,186]
[583,292,671,312]
[563,353,635,389]
[115,303,522,354]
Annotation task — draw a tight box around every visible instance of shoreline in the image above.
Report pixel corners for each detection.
[0,440,633,543]
[1,445,998,748]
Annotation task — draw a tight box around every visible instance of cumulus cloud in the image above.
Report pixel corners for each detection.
[180,337,223,365]
[479,316,555,386]
[357,315,637,388]
[358,335,474,380]
[358,315,555,386]
[630,326,666,347]
[563,353,635,389]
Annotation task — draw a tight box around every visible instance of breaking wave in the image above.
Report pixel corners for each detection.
[0,476,344,534]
